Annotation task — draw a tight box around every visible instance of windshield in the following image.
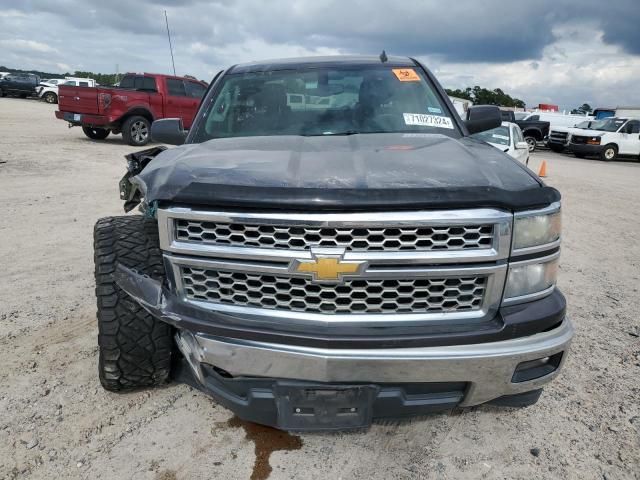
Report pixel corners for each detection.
[597,118,627,132]
[575,120,606,130]
[192,65,457,142]
[472,125,510,146]
[514,112,529,121]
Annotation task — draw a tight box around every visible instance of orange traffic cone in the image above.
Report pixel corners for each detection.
[538,160,547,178]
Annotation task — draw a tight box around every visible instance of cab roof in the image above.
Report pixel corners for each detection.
[228,55,417,74]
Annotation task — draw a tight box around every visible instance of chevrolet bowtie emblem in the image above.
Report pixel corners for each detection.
[291,250,367,283]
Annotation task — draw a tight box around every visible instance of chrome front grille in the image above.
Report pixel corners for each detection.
[182,267,487,314]
[159,207,512,323]
[175,219,494,252]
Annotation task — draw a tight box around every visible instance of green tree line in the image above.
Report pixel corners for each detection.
[445,86,526,108]
[0,66,122,85]
[0,66,206,85]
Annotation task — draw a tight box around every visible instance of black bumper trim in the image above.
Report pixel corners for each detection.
[568,143,604,155]
[175,360,465,430]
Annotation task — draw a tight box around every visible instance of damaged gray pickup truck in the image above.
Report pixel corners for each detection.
[95,55,572,431]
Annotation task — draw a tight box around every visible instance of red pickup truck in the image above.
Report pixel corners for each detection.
[55,73,207,146]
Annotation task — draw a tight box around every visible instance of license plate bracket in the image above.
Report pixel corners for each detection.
[274,383,378,431]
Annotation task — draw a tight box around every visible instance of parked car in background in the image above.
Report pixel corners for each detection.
[592,107,616,120]
[501,110,550,152]
[40,78,66,86]
[568,117,640,161]
[0,73,40,98]
[449,95,473,118]
[523,111,592,129]
[0,72,10,79]
[615,107,640,118]
[55,72,208,146]
[472,121,530,164]
[592,107,640,120]
[547,119,606,152]
[39,77,96,104]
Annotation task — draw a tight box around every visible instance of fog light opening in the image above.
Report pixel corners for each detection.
[512,352,564,383]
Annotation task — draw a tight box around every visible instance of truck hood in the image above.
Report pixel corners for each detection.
[136,133,559,211]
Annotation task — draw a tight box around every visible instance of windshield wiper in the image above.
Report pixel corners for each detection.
[299,130,361,136]
[302,130,393,136]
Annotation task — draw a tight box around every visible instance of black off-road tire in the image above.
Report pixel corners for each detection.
[94,216,174,392]
[121,115,151,146]
[82,126,110,140]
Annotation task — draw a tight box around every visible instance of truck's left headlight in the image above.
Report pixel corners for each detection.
[504,255,559,301]
[512,205,561,251]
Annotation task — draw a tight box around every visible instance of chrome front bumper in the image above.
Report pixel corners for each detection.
[177,318,573,407]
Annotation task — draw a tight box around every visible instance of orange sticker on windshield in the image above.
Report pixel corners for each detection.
[392,68,421,82]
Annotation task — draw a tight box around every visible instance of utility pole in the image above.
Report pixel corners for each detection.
[164,10,177,76]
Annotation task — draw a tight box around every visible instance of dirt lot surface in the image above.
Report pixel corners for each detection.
[0,97,638,480]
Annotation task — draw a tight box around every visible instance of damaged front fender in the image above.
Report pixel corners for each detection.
[113,263,182,325]
[119,146,167,212]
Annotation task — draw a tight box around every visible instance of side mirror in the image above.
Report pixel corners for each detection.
[151,118,187,145]
[515,141,529,150]
[465,105,502,135]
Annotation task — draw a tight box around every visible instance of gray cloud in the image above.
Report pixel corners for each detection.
[1,0,639,108]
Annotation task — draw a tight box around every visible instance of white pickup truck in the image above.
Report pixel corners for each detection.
[568,117,640,161]
[38,77,96,104]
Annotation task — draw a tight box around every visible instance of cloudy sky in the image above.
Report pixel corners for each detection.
[1,0,639,110]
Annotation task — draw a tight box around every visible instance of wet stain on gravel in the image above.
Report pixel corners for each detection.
[223,416,303,480]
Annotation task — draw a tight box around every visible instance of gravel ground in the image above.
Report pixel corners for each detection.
[0,98,638,480]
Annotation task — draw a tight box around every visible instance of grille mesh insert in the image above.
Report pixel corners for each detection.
[175,220,494,252]
[181,267,487,314]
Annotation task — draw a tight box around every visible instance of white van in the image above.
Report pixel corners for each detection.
[568,117,640,161]
[547,119,606,152]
